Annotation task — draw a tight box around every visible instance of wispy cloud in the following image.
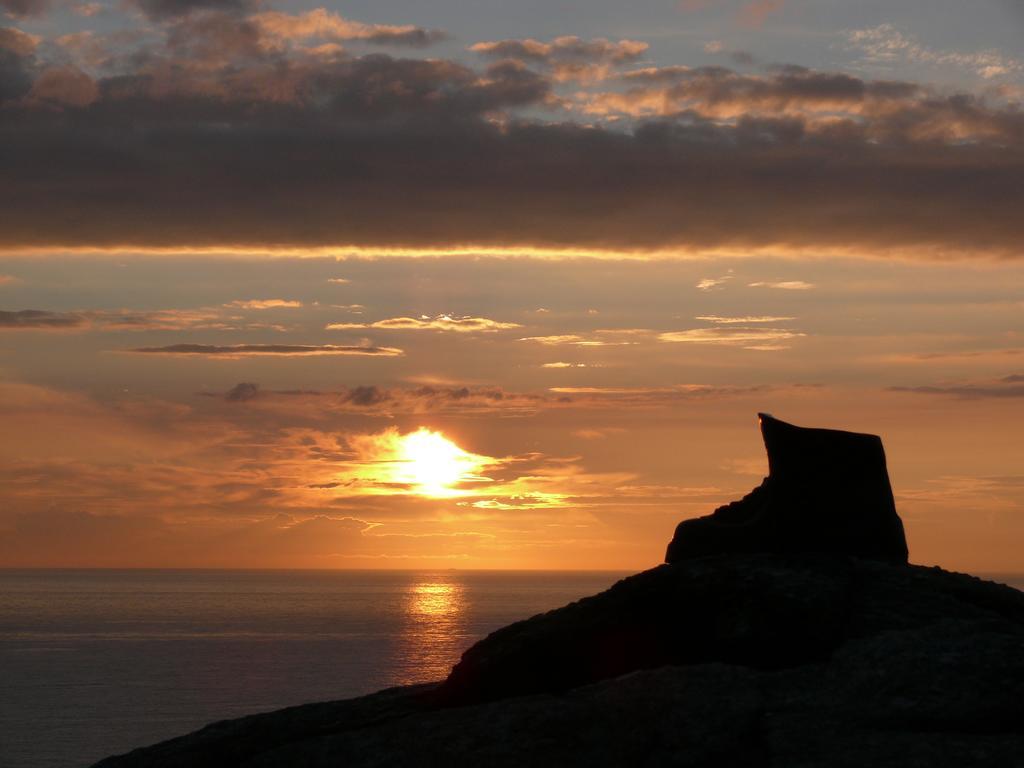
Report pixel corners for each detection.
[658,327,804,348]
[225,299,302,309]
[695,315,796,324]
[519,334,634,347]
[548,384,775,401]
[1,307,263,332]
[210,382,550,415]
[129,343,404,357]
[250,9,445,47]
[573,427,626,439]
[888,374,1024,399]
[748,281,814,290]
[0,309,84,329]
[470,35,647,82]
[696,275,733,291]
[843,24,1023,80]
[327,314,521,332]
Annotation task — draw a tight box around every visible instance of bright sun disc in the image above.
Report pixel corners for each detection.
[399,428,485,497]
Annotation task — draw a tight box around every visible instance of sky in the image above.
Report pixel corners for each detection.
[1,0,1022,571]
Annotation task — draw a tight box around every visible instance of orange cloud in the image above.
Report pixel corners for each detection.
[225,299,303,309]
[695,315,796,324]
[519,334,634,347]
[251,9,443,48]
[748,281,814,290]
[658,327,805,348]
[327,315,521,332]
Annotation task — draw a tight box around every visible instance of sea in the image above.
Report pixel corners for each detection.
[0,569,628,768]
[2,569,1022,768]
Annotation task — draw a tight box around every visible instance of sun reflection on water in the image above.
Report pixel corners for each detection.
[392,577,468,684]
[409,582,462,618]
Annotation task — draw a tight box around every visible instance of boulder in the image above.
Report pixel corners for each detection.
[666,413,909,564]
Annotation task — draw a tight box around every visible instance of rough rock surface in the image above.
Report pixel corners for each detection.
[666,414,909,564]
[94,556,1024,768]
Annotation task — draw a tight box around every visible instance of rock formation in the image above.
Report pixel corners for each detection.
[92,557,1024,768]
[666,413,908,564]
[92,416,1023,768]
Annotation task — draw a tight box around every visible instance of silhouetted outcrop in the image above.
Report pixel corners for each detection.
[94,557,1024,767]
[93,418,1022,767]
[666,414,908,564]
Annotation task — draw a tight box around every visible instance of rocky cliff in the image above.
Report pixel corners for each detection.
[93,416,1024,767]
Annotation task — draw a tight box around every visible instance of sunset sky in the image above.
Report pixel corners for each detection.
[1,0,1022,571]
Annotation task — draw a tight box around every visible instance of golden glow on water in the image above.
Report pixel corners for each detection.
[394,578,468,684]
[408,582,463,618]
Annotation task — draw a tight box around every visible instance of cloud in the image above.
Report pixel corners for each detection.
[1,37,1023,259]
[0,274,16,284]
[471,36,647,63]
[584,65,929,122]
[1,26,37,101]
[0,307,259,332]
[548,384,775,402]
[542,362,587,368]
[573,427,625,439]
[207,379,788,416]
[519,335,632,347]
[131,0,251,20]
[73,2,104,16]
[226,299,302,309]
[129,343,404,357]
[880,348,1024,365]
[0,0,47,18]
[326,315,521,332]
[211,382,550,415]
[748,281,814,290]
[470,36,647,83]
[888,374,1024,399]
[0,309,84,329]
[0,26,37,55]
[844,24,1023,80]
[252,9,444,48]
[224,381,260,401]
[25,66,98,107]
[695,315,796,323]
[697,276,733,291]
[327,277,350,284]
[737,0,784,27]
[658,327,805,348]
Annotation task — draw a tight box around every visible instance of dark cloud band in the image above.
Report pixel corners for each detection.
[130,344,404,356]
[1,44,1022,257]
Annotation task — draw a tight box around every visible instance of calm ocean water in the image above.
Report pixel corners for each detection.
[1,569,1020,768]
[0,569,627,768]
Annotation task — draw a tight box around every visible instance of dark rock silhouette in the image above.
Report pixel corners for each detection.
[666,413,908,564]
[92,557,1024,767]
[92,417,1023,768]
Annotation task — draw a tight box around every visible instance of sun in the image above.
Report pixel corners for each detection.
[398,428,488,497]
